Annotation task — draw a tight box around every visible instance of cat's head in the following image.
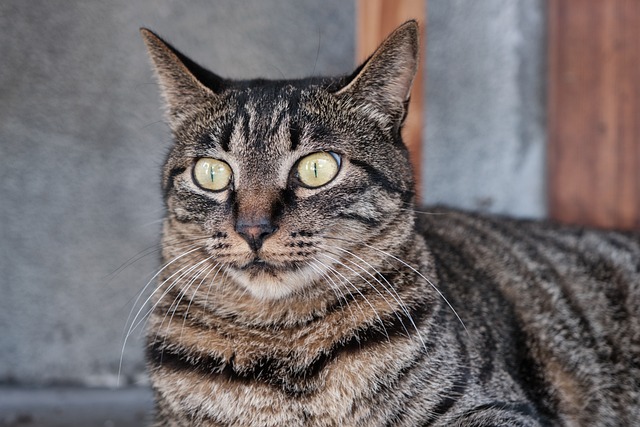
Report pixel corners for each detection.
[142,21,419,300]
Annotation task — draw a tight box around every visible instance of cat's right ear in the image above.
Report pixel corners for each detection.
[140,29,222,127]
[334,21,419,130]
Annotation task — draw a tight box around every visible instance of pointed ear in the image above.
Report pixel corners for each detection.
[336,20,419,126]
[140,28,222,126]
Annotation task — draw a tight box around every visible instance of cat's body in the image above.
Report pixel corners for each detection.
[140,22,640,426]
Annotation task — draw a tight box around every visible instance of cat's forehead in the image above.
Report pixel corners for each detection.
[207,82,331,155]
[224,88,294,154]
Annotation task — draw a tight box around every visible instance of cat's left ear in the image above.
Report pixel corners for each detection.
[140,28,223,128]
[335,20,419,127]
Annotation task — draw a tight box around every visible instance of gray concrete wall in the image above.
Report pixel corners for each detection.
[425,0,546,217]
[0,0,546,397]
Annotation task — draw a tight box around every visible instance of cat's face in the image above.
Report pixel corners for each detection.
[142,22,419,300]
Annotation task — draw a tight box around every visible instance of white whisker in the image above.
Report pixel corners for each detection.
[312,257,390,342]
[150,255,215,346]
[307,261,359,329]
[324,246,427,350]
[202,263,227,309]
[319,252,414,345]
[362,242,467,333]
[179,262,220,339]
[118,245,202,385]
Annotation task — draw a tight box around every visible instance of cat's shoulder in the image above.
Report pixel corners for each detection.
[416,205,640,252]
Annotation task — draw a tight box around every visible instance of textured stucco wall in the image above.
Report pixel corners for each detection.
[425,0,546,217]
[0,0,545,389]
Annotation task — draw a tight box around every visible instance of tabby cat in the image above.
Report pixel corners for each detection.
[138,21,640,426]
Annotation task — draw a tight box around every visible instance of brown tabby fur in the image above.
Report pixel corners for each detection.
[139,21,640,426]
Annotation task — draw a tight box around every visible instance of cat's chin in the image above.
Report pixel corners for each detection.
[228,262,323,301]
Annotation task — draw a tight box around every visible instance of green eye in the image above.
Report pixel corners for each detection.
[296,152,341,188]
[193,158,232,191]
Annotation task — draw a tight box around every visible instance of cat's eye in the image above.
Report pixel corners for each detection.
[193,158,232,191]
[296,152,341,188]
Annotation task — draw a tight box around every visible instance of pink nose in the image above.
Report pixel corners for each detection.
[235,218,277,252]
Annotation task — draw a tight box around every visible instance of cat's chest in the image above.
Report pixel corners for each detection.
[150,334,422,426]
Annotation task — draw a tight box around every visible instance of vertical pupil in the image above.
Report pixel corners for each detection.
[209,164,215,182]
[313,161,318,178]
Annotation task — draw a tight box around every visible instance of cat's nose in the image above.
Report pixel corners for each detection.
[235,217,278,252]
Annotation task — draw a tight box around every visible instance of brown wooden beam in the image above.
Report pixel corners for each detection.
[356,0,426,200]
[548,0,640,229]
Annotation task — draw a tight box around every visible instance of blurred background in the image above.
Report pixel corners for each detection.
[4,0,617,424]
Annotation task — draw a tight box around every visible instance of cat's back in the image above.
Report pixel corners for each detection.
[418,207,640,425]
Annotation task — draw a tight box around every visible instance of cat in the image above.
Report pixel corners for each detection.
[138,21,640,426]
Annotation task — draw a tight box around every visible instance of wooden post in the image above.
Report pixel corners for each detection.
[548,0,640,229]
[357,0,426,200]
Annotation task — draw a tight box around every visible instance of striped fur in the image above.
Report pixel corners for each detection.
[140,22,640,426]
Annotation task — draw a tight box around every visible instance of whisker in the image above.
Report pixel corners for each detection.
[131,261,198,340]
[397,207,448,216]
[148,255,215,345]
[121,245,200,338]
[398,201,449,217]
[118,245,202,384]
[307,261,359,329]
[367,243,467,333]
[179,262,220,339]
[312,257,390,343]
[166,258,214,324]
[105,242,162,283]
[140,218,166,228]
[202,263,226,310]
[119,233,216,318]
[319,252,413,345]
[314,260,369,333]
[161,259,213,336]
[324,246,427,350]
[108,234,210,283]
[112,235,215,318]
[325,235,467,333]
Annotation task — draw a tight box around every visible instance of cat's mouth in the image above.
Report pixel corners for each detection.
[239,257,298,277]
[241,258,279,275]
[228,255,321,300]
